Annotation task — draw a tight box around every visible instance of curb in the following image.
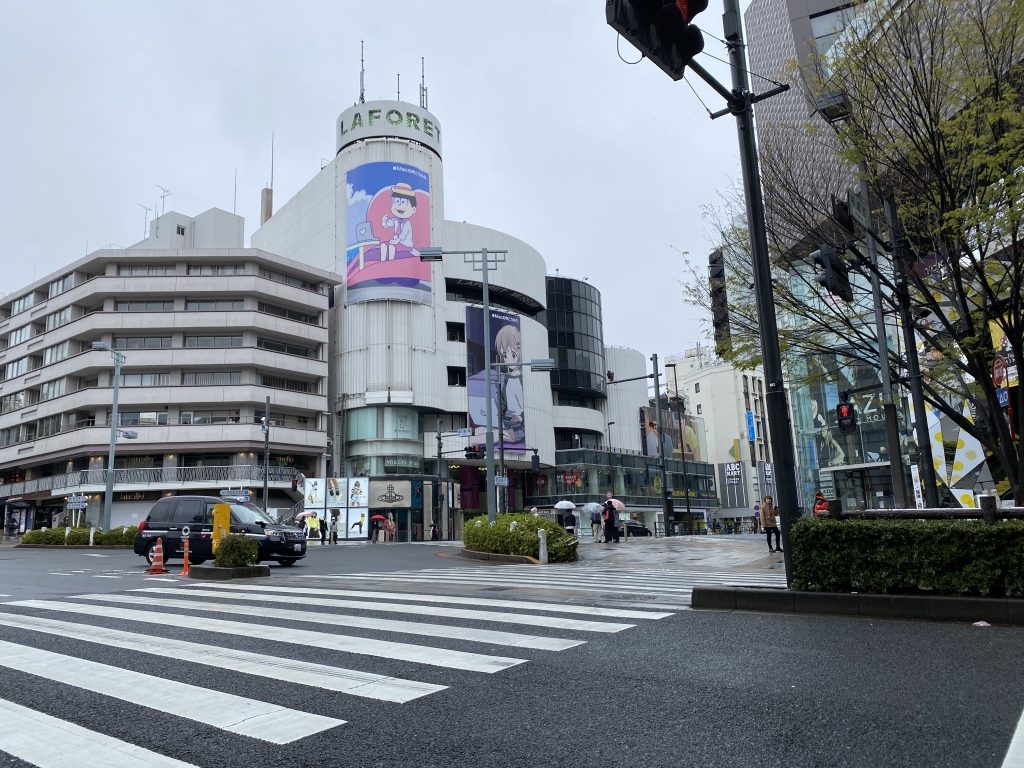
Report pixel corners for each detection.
[691,586,1024,626]
[12,544,133,550]
[459,548,540,565]
[187,564,272,580]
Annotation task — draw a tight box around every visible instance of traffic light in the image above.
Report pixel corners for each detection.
[606,0,707,81]
[606,370,615,382]
[836,401,857,433]
[811,244,854,302]
[464,446,485,460]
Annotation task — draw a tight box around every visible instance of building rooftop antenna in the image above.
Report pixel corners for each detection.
[359,40,366,104]
[270,130,275,189]
[136,202,151,239]
[396,72,400,101]
[153,185,172,239]
[419,57,428,109]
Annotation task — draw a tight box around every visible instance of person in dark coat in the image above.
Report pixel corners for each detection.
[603,500,620,544]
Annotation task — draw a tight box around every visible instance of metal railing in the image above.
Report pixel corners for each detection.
[0,464,300,497]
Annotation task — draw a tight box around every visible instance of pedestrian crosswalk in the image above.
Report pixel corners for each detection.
[0,569,678,767]
[305,564,788,608]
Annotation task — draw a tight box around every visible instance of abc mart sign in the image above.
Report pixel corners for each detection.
[336,100,442,157]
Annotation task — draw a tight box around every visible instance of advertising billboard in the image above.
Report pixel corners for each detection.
[639,406,703,462]
[302,476,370,540]
[345,161,432,304]
[466,307,526,450]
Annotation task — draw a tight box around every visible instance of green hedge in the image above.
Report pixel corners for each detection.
[791,518,1024,597]
[214,534,259,568]
[20,526,139,546]
[462,513,578,562]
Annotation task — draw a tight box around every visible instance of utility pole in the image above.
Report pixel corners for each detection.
[883,191,939,507]
[262,396,271,513]
[651,354,672,531]
[435,416,443,529]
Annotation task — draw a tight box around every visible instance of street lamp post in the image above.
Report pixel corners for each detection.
[606,421,615,492]
[91,341,126,531]
[260,396,271,513]
[650,354,672,532]
[665,362,693,531]
[421,246,507,521]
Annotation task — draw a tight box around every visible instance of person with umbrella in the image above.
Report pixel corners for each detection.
[582,501,604,543]
[370,514,389,542]
[603,498,621,544]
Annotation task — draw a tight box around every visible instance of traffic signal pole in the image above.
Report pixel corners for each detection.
[716,0,799,583]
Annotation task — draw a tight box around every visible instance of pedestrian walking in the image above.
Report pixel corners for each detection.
[328,509,340,544]
[430,521,440,541]
[603,499,620,544]
[319,513,327,546]
[591,507,603,543]
[761,495,781,553]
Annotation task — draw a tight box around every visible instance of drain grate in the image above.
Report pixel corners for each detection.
[480,586,515,591]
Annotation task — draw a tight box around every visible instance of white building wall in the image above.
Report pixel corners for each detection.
[604,346,647,453]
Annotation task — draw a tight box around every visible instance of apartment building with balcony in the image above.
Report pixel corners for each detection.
[0,208,339,529]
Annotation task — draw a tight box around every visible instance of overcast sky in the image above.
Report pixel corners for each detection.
[1,1,748,362]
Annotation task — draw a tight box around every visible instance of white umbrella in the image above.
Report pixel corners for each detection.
[581,502,603,516]
[554,500,576,510]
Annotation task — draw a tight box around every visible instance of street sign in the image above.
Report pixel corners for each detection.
[456,428,472,437]
[66,502,88,510]
[847,187,871,230]
[67,495,88,503]
[495,476,509,487]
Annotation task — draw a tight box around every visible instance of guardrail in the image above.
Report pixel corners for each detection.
[836,498,1023,524]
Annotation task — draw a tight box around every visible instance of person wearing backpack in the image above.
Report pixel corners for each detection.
[591,508,603,543]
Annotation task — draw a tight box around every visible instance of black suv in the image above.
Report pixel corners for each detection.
[134,496,307,567]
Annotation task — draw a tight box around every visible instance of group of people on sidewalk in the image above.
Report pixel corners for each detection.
[589,492,621,544]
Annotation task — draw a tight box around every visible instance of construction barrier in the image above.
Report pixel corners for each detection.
[178,536,191,577]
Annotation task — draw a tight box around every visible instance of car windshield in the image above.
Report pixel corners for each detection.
[229,502,275,525]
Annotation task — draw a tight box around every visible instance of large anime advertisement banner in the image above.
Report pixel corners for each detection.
[345,161,432,304]
[466,307,526,451]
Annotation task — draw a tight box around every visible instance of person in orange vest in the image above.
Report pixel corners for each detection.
[813,491,831,518]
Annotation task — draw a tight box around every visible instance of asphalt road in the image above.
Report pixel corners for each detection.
[0,539,1021,768]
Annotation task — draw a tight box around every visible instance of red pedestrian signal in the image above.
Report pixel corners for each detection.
[606,0,707,81]
[836,402,857,433]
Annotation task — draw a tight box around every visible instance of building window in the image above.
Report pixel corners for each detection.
[119,411,168,426]
[37,414,63,438]
[10,292,36,316]
[1,391,27,414]
[186,264,245,276]
[40,379,65,401]
[120,372,170,387]
[48,273,74,298]
[185,298,245,311]
[115,300,174,312]
[185,335,244,349]
[257,337,316,357]
[694,382,700,393]
[43,341,71,365]
[181,410,240,425]
[257,302,319,326]
[8,325,31,346]
[45,307,72,331]
[260,374,317,393]
[181,370,242,386]
[696,404,702,415]
[4,357,29,380]
[114,336,172,350]
[117,264,176,276]
[447,367,466,386]
[257,267,321,293]
[176,225,186,236]
[446,323,465,342]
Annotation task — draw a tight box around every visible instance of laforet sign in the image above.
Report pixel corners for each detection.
[336,100,442,156]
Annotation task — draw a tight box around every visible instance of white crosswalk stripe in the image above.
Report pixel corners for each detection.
[0,573,674,764]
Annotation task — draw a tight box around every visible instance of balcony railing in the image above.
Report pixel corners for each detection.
[0,464,298,498]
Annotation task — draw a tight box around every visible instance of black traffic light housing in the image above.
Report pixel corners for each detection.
[606,0,707,81]
[836,401,857,433]
[464,446,485,460]
[811,244,854,302]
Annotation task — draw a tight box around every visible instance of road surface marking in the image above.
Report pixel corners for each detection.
[0,639,344,743]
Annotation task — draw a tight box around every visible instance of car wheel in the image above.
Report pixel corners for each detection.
[278,558,297,567]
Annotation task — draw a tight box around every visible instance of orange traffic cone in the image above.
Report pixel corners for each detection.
[178,537,191,577]
[145,537,168,574]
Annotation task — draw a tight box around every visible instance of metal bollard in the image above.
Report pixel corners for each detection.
[537,528,548,564]
[89,528,96,546]
[978,494,998,524]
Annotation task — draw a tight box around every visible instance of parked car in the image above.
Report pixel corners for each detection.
[133,495,307,566]
[619,519,652,537]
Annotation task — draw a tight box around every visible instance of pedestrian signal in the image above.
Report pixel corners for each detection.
[836,402,857,433]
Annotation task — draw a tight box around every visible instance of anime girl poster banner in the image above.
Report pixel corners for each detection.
[466,307,527,451]
[345,161,432,304]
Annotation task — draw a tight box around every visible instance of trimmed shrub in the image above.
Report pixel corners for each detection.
[462,513,578,563]
[18,526,138,545]
[214,534,259,568]
[791,518,1024,597]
